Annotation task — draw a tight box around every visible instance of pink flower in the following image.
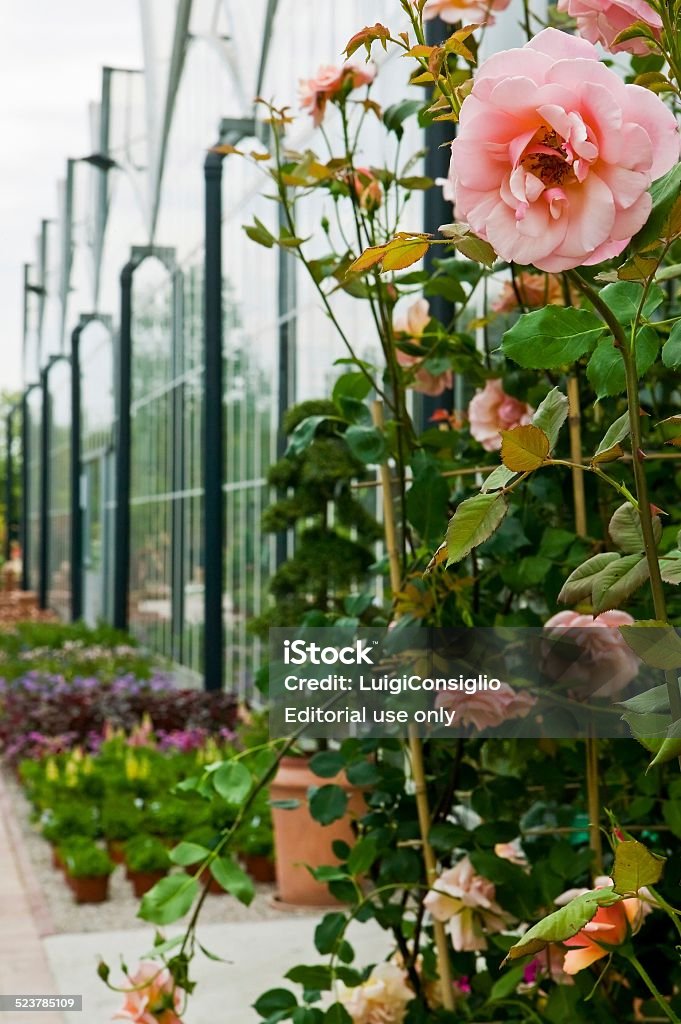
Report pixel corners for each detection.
[425,857,509,951]
[353,167,383,212]
[394,299,453,396]
[555,876,649,974]
[557,0,662,55]
[468,379,533,451]
[300,63,375,126]
[337,962,413,1023]
[492,271,573,312]
[543,609,639,698]
[422,0,512,26]
[436,682,535,731]
[494,838,528,867]
[114,963,183,1024]
[447,28,680,272]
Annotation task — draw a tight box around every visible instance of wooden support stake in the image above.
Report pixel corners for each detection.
[371,400,455,1011]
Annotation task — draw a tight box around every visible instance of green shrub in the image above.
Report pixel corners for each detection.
[62,842,113,878]
[124,835,171,873]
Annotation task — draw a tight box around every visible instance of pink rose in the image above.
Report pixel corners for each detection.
[114,963,183,1024]
[447,28,680,271]
[492,271,574,312]
[336,962,413,1023]
[557,0,662,55]
[425,857,509,951]
[394,299,453,396]
[543,609,639,699]
[436,682,535,731]
[422,0,512,25]
[300,63,375,126]
[353,167,383,212]
[468,379,533,451]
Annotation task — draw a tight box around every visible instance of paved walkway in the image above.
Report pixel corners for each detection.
[1,774,388,1023]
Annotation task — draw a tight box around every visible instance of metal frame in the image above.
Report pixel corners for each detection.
[113,245,176,631]
[202,116,258,691]
[4,404,20,562]
[70,313,114,621]
[20,386,38,592]
[41,354,71,612]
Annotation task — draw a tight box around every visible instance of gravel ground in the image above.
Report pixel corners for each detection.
[5,774,317,934]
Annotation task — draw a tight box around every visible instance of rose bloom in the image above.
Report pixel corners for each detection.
[468,379,533,451]
[543,609,639,699]
[495,837,528,867]
[555,876,650,974]
[436,682,535,731]
[557,0,662,55]
[337,962,413,1024]
[492,271,570,312]
[353,167,383,212]
[425,856,509,951]
[447,28,680,271]
[394,298,453,396]
[300,63,375,126]
[114,963,183,1024]
[422,0,512,26]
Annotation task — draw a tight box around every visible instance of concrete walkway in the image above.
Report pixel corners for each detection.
[1,774,388,1023]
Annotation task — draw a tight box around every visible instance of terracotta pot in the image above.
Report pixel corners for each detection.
[242,853,276,884]
[106,840,126,865]
[128,869,167,898]
[270,756,365,907]
[66,874,110,904]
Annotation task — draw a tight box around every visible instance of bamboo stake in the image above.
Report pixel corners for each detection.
[371,400,455,1013]
[567,375,603,876]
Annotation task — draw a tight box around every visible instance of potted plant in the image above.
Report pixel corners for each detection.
[101,798,143,863]
[62,842,114,903]
[123,835,171,897]
[40,801,100,869]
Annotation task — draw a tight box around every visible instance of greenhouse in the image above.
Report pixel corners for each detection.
[2,0,681,1021]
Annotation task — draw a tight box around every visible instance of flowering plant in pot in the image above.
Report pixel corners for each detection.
[124,835,171,898]
[62,842,114,904]
[101,798,144,864]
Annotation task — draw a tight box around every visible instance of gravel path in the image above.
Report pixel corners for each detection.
[5,773,317,934]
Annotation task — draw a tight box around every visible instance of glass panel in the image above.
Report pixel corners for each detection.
[25,388,43,595]
[46,359,72,619]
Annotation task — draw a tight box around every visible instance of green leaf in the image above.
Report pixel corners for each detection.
[286,965,333,991]
[557,551,621,604]
[599,281,664,324]
[210,856,255,905]
[406,462,449,545]
[446,493,508,566]
[253,989,298,1018]
[503,887,621,963]
[621,708,670,752]
[662,321,681,369]
[244,217,276,249]
[587,327,659,398]
[632,163,681,253]
[315,912,347,955]
[332,372,372,407]
[660,552,681,585]
[324,1006,352,1024]
[383,99,423,140]
[347,835,379,876]
[489,963,527,1002]
[309,751,345,779]
[169,842,210,867]
[532,387,569,449]
[212,761,252,804]
[424,275,466,303]
[608,502,660,553]
[620,622,681,670]
[502,306,605,369]
[620,681,672,714]
[612,839,665,895]
[481,465,516,493]
[648,719,681,767]
[593,411,630,464]
[293,1009,324,1024]
[309,784,349,826]
[138,874,199,925]
[286,416,329,456]
[501,555,552,592]
[500,424,550,472]
[592,553,649,613]
[344,425,386,464]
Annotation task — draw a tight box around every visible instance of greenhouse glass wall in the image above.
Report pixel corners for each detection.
[11,0,538,692]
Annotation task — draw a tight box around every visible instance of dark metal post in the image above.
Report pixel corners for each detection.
[38,366,50,609]
[70,322,83,620]
[419,16,457,428]
[5,410,14,561]
[20,389,32,591]
[113,261,135,630]
[203,149,225,691]
[171,270,186,665]
[276,202,296,568]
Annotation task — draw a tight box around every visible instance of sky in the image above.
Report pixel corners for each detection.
[0,1,142,393]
